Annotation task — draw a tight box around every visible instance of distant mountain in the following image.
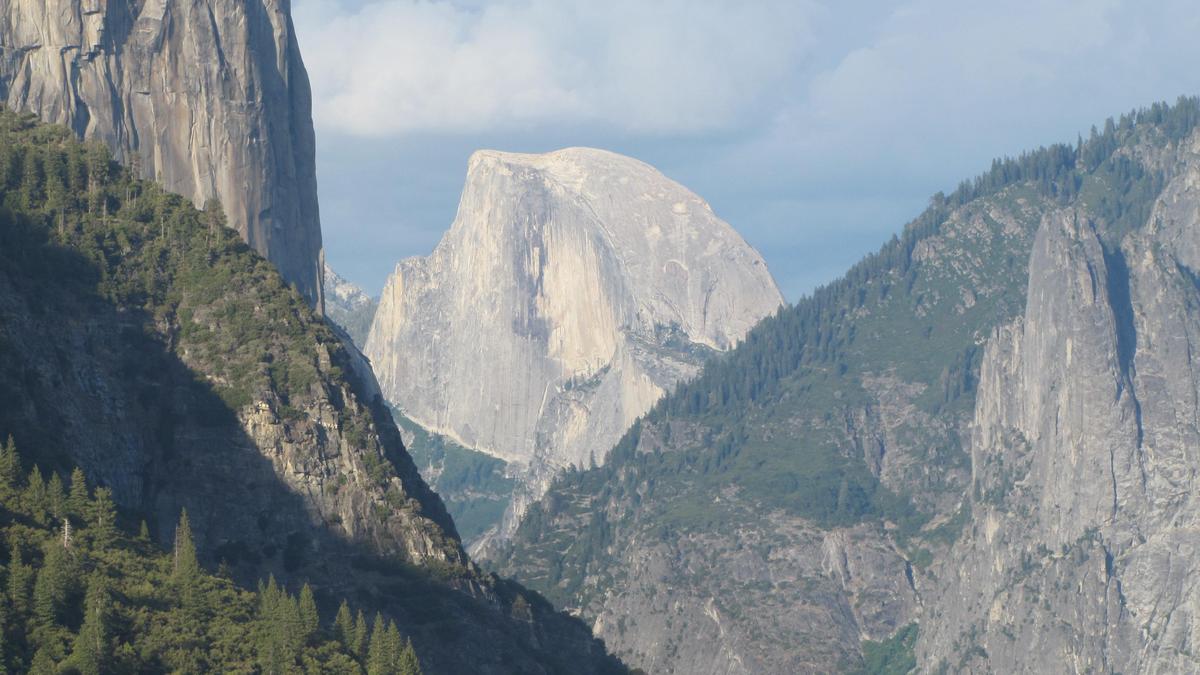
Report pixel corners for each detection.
[494,98,1200,673]
[0,0,325,308]
[365,147,783,549]
[0,111,624,673]
[324,265,379,347]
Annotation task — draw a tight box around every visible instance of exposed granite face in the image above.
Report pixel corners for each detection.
[324,264,378,347]
[367,148,783,468]
[365,147,783,546]
[587,519,917,674]
[492,183,1050,674]
[921,131,1200,673]
[0,0,325,308]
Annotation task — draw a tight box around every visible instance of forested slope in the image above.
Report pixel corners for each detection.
[493,98,1200,673]
[0,109,624,674]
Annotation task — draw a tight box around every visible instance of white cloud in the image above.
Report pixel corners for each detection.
[293,0,817,136]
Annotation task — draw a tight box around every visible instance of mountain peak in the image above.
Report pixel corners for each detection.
[366,145,783,546]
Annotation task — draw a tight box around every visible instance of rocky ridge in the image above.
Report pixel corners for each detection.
[0,113,624,673]
[495,100,1200,673]
[0,0,325,307]
[920,127,1200,673]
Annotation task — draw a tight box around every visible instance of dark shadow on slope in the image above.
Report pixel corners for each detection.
[0,211,623,674]
[1101,241,1143,447]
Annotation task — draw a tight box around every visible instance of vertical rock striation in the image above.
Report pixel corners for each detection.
[0,0,324,308]
[922,129,1200,673]
[364,147,783,544]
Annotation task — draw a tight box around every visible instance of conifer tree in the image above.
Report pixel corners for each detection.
[367,612,389,675]
[69,573,110,675]
[89,487,117,548]
[333,600,354,648]
[7,540,32,621]
[280,591,303,657]
[33,539,72,627]
[47,472,66,522]
[0,435,20,502]
[353,610,369,662]
[24,466,48,523]
[385,620,404,670]
[138,519,151,543]
[173,509,199,584]
[298,583,319,644]
[398,637,422,675]
[67,467,90,521]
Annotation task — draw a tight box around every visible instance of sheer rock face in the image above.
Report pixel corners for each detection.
[365,147,782,537]
[324,264,378,347]
[0,0,324,308]
[922,132,1200,673]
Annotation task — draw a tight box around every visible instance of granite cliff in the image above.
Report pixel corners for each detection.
[495,99,1200,673]
[0,0,324,308]
[920,126,1200,673]
[365,147,782,546]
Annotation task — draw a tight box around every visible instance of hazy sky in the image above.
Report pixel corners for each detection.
[293,0,1200,301]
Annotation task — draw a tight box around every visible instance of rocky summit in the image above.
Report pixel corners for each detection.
[0,0,325,308]
[364,147,783,546]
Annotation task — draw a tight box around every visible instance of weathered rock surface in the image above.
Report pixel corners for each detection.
[325,264,378,346]
[921,130,1200,673]
[0,0,325,308]
[365,147,782,544]
[497,105,1200,673]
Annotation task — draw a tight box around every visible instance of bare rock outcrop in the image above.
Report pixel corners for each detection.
[0,0,324,307]
[365,147,783,542]
[921,130,1200,673]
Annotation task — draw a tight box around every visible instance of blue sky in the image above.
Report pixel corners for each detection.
[294,0,1200,301]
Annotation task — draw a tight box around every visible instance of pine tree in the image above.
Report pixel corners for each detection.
[7,540,33,621]
[47,472,66,521]
[173,509,199,585]
[398,637,422,675]
[24,466,48,523]
[69,573,110,674]
[67,467,90,521]
[0,435,22,502]
[298,583,319,644]
[138,519,151,543]
[353,610,369,662]
[385,620,404,671]
[33,539,72,627]
[366,612,389,675]
[259,577,287,674]
[89,487,118,548]
[333,600,354,649]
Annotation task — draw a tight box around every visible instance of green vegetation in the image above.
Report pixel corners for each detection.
[499,97,1200,623]
[0,435,422,673]
[0,107,323,411]
[0,108,626,674]
[0,105,432,501]
[393,412,514,543]
[854,623,918,675]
